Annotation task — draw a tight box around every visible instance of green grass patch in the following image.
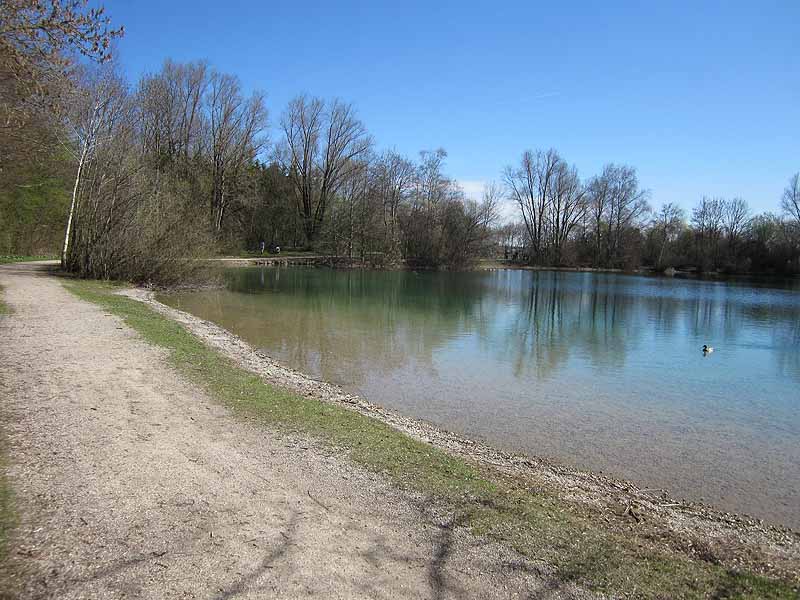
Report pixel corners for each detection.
[63,279,799,599]
[0,255,57,265]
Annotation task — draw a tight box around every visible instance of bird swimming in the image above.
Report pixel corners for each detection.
[702,344,714,354]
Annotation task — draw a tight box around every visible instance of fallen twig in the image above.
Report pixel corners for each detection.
[307,490,330,512]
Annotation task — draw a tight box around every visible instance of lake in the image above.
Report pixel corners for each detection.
[159,267,800,529]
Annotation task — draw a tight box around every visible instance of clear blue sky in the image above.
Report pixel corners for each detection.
[106,0,798,215]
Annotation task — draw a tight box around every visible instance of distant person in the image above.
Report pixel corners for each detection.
[275,245,281,254]
[260,240,265,254]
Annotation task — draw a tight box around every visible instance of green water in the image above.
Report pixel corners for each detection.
[160,267,800,529]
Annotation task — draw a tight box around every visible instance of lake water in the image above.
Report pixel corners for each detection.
[160,267,800,529]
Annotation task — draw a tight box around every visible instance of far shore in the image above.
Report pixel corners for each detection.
[209,254,800,283]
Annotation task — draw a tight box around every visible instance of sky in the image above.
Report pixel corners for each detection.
[105,0,798,217]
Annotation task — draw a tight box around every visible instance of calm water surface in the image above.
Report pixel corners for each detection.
[160,268,800,528]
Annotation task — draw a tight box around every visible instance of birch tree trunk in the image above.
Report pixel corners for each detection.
[62,139,90,268]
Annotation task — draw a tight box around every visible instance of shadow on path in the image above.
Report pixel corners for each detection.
[213,511,300,600]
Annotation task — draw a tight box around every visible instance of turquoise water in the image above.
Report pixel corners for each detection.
[161,268,800,528]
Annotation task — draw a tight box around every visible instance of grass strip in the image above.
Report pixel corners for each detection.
[63,278,798,599]
[0,255,57,265]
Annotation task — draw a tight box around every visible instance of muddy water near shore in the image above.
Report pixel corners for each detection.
[159,267,800,529]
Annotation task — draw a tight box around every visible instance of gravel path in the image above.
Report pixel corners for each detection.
[0,262,592,599]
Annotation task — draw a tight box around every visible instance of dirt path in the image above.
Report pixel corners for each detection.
[0,263,592,600]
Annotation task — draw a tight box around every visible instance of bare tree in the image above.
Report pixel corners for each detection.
[372,150,415,256]
[480,181,503,230]
[605,165,650,266]
[584,164,649,266]
[782,173,800,225]
[402,148,458,263]
[692,197,725,235]
[653,202,685,267]
[60,65,127,266]
[412,148,450,211]
[138,59,209,166]
[722,197,750,250]
[277,95,372,245]
[137,60,267,236]
[547,161,586,264]
[496,221,527,259]
[208,71,267,233]
[586,170,611,266]
[504,149,559,261]
[452,181,501,259]
[453,193,500,261]
[692,196,725,269]
[337,158,370,258]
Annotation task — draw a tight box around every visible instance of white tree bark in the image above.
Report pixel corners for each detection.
[61,132,90,268]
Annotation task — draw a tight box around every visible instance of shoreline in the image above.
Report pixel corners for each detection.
[124,288,799,544]
[154,268,800,532]
[209,255,800,283]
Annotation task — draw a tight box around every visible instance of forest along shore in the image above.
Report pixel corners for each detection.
[0,262,798,599]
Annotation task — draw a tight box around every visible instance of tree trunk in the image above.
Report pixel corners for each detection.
[62,141,89,268]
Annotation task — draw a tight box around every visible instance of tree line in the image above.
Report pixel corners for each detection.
[500,149,800,274]
[1,3,797,282]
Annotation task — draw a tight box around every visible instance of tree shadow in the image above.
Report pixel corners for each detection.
[428,512,469,600]
[74,552,162,588]
[212,510,299,600]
